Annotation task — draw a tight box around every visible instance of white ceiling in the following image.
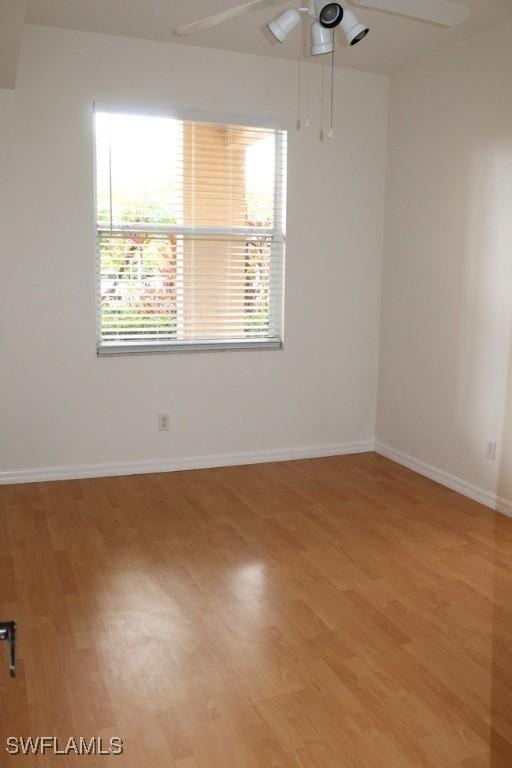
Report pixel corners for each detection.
[26,0,512,75]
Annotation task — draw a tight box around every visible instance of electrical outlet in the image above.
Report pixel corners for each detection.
[158,414,170,432]
[486,440,497,461]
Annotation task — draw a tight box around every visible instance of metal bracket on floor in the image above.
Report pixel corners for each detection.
[0,621,16,678]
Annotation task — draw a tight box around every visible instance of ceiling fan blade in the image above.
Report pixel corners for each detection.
[351,0,470,27]
[175,0,284,36]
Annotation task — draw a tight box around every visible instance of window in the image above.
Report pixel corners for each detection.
[95,110,287,354]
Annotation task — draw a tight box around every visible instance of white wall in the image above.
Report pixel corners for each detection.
[0,26,388,479]
[377,21,512,506]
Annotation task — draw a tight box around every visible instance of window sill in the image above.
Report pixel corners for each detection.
[97,339,283,356]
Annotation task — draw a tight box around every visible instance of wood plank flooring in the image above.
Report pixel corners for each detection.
[1,452,512,766]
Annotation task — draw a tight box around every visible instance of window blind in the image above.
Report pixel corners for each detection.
[95,111,287,354]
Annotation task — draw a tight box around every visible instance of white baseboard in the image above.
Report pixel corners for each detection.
[0,440,375,486]
[496,497,512,518]
[5,440,511,519]
[375,440,512,518]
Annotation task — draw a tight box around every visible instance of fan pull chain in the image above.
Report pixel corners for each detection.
[304,58,311,128]
[108,113,114,234]
[296,58,311,131]
[328,32,335,139]
[319,62,325,140]
[296,57,302,130]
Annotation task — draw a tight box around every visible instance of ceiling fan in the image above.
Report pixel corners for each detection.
[176,0,470,54]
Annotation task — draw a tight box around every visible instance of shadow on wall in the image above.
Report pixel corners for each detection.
[462,140,512,768]
[491,327,512,767]
[471,133,512,768]
[413,119,512,765]
[422,98,512,766]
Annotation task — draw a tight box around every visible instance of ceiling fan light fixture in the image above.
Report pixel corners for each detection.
[311,21,334,55]
[175,0,470,40]
[340,8,369,45]
[268,8,301,43]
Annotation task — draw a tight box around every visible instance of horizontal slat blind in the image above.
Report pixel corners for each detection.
[95,111,287,353]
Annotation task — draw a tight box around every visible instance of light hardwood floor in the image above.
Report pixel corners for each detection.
[1,453,512,767]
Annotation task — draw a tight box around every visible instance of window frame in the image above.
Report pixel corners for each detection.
[94,103,287,357]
